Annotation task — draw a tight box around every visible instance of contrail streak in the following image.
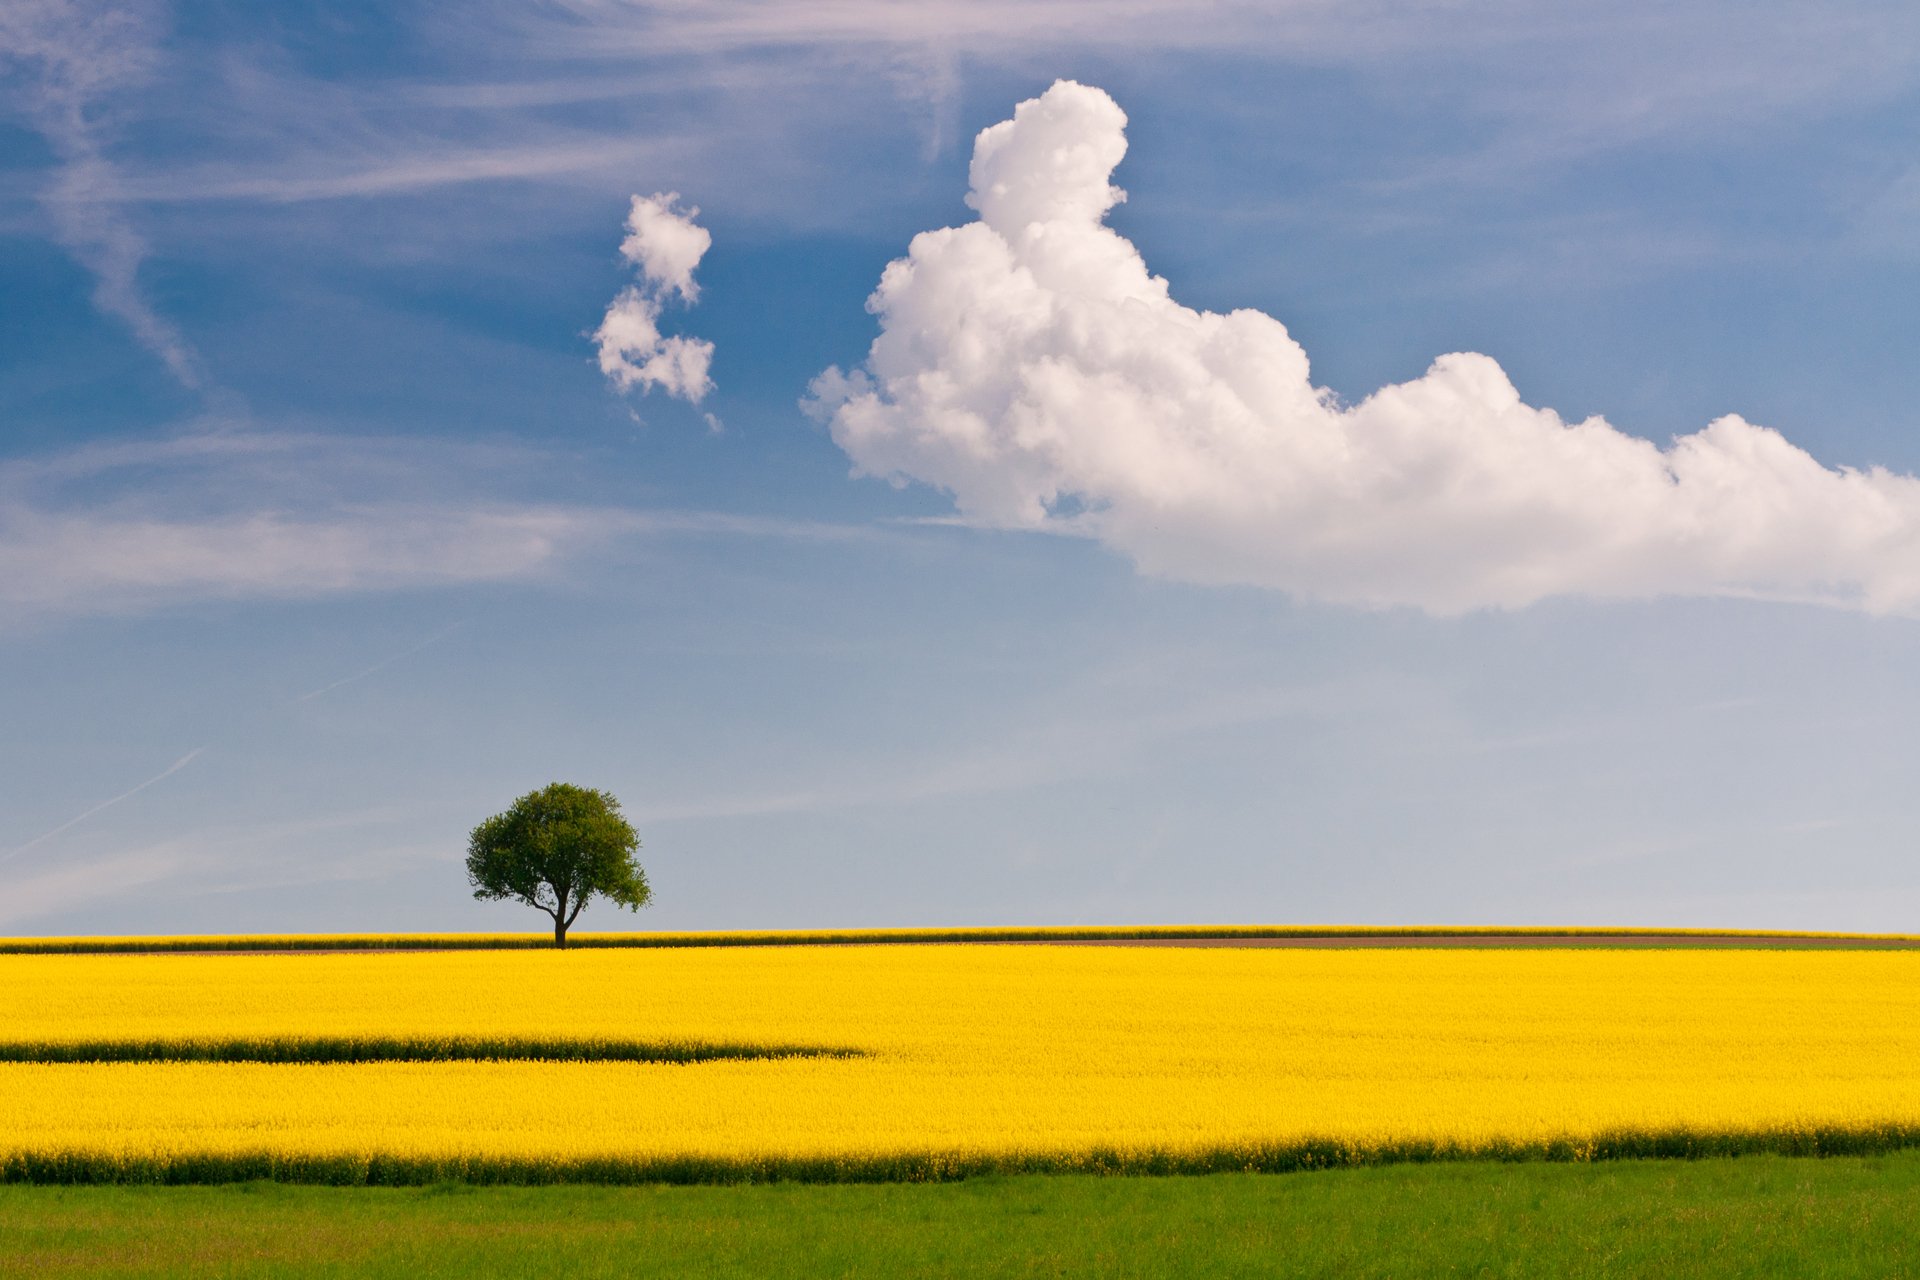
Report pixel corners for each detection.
[0,621,463,873]
[294,621,466,703]
[0,747,206,864]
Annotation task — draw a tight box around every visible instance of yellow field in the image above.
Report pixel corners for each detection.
[3,945,1919,1182]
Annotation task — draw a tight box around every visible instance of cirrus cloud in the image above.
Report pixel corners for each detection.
[810,79,1920,615]
[1,0,206,389]
[0,429,631,623]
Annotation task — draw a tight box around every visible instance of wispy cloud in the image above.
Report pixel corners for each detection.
[20,0,1911,270]
[523,0,1376,60]
[0,0,205,387]
[629,678,1344,826]
[0,807,446,928]
[0,507,625,615]
[0,844,214,928]
[524,1,1920,160]
[110,138,674,205]
[0,427,891,624]
[0,427,630,622]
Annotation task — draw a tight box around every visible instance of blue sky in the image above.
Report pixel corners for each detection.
[5,1,1920,935]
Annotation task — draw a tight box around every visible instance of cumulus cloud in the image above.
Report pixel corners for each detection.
[595,192,714,403]
[619,190,711,301]
[810,79,1920,615]
[596,290,714,402]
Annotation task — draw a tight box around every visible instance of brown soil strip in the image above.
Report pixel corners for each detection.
[55,933,1920,955]
[1000,934,1920,949]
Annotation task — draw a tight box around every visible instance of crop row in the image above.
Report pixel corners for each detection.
[10,1124,1920,1186]
[0,1036,859,1065]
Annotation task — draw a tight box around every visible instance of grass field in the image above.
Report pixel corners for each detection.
[6,943,1920,1182]
[5,1153,1920,1278]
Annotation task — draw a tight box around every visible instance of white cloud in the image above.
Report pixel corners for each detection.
[594,289,713,401]
[618,191,711,301]
[595,192,715,403]
[810,80,1920,616]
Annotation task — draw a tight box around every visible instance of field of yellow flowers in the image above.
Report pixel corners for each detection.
[4,943,1919,1183]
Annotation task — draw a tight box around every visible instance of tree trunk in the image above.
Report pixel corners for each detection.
[554,915,568,948]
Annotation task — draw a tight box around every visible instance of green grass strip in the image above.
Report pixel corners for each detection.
[5,924,1919,954]
[10,1156,1920,1279]
[7,1124,1920,1186]
[0,1037,861,1065]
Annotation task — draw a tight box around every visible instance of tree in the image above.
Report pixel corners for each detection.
[466,783,650,947]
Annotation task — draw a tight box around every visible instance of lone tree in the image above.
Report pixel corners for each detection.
[466,783,650,947]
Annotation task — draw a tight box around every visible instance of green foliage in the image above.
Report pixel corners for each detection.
[465,784,649,946]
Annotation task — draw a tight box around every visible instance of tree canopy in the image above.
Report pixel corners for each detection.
[466,783,650,947]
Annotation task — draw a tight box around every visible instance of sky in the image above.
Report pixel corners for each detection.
[5,0,1920,937]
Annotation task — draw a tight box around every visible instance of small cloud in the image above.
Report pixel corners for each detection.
[595,288,714,401]
[595,191,715,405]
[619,191,711,301]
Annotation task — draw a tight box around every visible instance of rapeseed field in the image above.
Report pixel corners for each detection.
[3,945,1918,1183]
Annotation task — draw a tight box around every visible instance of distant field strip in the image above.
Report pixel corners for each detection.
[5,925,1919,953]
[4,947,1920,1184]
[0,1037,857,1065]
